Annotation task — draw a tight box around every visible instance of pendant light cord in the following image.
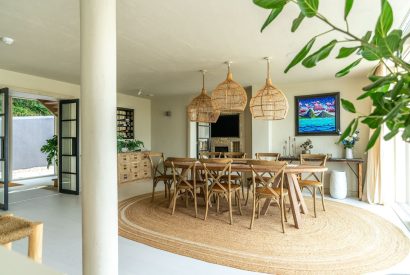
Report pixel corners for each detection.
[266,58,270,80]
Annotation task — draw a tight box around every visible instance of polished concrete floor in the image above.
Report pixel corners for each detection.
[4,180,410,275]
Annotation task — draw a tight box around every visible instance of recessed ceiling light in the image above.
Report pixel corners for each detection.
[1,36,14,45]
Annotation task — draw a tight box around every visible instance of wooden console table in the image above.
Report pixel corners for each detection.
[279,156,365,198]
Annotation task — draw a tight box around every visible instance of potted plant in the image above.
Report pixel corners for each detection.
[40,135,58,187]
[300,139,313,154]
[342,130,360,159]
[126,139,144,151]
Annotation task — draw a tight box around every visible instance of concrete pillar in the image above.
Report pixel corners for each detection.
[80,0,118,274]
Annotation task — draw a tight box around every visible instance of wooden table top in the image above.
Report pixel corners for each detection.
[166,159,328,174]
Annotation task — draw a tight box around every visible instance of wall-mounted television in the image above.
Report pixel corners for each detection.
[211,114,240,138]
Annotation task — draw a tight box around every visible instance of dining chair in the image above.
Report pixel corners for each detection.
[299,154,328,218]
[222,152,246,199]
[245,152,281,206]
[169,157,205,218]
[200,158,242,225]
[248,160,288,233]
[199,152,221,159]
[148,152,174,202]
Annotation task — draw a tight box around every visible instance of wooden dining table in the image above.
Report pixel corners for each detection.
[166,159,328,229]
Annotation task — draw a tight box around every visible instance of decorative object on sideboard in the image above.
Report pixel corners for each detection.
[295,92,340,136]
[211,61,247,112]
[250,57,288,120]
[187,70,220,123]
[300,138,313,154]
[342,130,360,159]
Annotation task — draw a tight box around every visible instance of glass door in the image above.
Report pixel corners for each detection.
[59,99,79,194]
[197,122,211,158]
[0,88,9,210]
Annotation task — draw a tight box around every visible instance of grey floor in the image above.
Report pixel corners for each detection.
[4,180,410,275]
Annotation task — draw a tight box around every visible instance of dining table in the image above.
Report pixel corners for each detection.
[166,158,328,229]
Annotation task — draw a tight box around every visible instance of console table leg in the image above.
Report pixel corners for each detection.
[358,162,363,199]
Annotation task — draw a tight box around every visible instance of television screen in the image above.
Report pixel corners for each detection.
[211,114,240,138]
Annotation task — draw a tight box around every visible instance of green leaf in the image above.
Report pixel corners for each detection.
[362,31,372,42]
[375,0,393,37]
[336,46,359,59]
[253,0,287,9]
[384,128,399,141]
[338,119,355,143]
[302,40,337,68]
[362,116,383,129]
[297,0,319,17]
[344,0,354,20]
[378,29,402,57]
[361,44,380,61]
[383,102,404,122]
[390,79,405,99]
[284,37,315,73]
[402,125,410,141]
[261,5,285,32]
[341,98,356,113]
[362,75,396,91]
[351,118,359,133]
[291,12,305,32]
[366,126,381,151]
[335,58,362,78]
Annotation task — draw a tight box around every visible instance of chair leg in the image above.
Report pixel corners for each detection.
[204,192,210,221]
[237,190,242,215]
[151,181,157,202]
[241,179,245,199]
[185,191,189,208]
[171,191,178,215]
[164,182,168,198]
[250,196,256,229]
[313,186,317,218]
[228,191,233,225]
[28,223,43,263]
[216,195,220,214]
[320,186,326,211]
[245,182,250,206]
[280,196,285,233]
[194,188,198,218]
[284,195,288,223]
[257,200,261,219]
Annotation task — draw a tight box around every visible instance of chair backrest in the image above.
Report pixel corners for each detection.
[169,157,197,190]
[223,152,246,159]
[299,154,327,182]
[199,152,221,159]
[147,152,166,177]
[255,152,281,161]
[199,158,233,192]
[247,160,287,197]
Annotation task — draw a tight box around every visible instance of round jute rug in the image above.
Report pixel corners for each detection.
[118,193,410,275]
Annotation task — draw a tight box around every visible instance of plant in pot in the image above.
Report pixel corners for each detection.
[342,130,360,159]
[126,139,144,152]
[300,139,313,154]
[40,135,58,187]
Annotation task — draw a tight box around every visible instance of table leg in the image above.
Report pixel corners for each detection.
[358,162,363,199]
[287,173,302,229]
[291,174,308,214]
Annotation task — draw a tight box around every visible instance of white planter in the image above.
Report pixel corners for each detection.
[345,148,353,159]
[330,171,347,199]
[121,148,128,152]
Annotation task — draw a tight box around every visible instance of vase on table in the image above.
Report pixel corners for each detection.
[302,150,311,154]
[345,148,353,159]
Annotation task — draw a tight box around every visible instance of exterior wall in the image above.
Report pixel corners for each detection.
[12,116,55,169]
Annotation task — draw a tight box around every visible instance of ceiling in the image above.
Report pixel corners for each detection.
[0,0,409,96]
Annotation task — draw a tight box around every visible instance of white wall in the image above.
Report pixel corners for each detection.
[0,69,152,148]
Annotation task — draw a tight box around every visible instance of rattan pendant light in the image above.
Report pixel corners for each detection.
[187,70,220,123]
[211,61,247,112]
[250,57,289,120]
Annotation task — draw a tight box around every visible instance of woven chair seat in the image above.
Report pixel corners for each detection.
[0,216,33,244]
[299,180,323,187]
[256,187,288,197]
[212,183,241,192]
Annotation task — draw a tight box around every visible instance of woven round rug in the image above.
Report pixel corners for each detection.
[118,193,410,274]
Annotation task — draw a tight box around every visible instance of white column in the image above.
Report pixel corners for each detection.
[80,0,118,275]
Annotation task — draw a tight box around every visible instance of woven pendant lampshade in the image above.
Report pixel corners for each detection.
[211,61,247,112]
[250,57,288,120]
[187,70,220,123]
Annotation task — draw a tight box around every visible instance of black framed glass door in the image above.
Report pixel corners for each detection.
[59,99,79,194]
[197,122,211,158]
[0,88,10,210]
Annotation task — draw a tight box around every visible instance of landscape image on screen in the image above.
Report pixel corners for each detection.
[297,95,336,134]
